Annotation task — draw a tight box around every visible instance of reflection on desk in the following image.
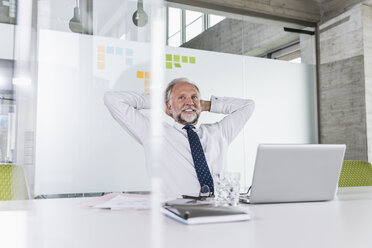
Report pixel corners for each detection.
[1,187,372,248]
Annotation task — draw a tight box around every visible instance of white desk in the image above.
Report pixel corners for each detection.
[1,187,372,248]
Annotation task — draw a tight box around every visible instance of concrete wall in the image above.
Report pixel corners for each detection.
[181,18,299,57]
[363,4,372,161]
[319,55,367,160]
[320,0,364,23]
[319,4,372,161]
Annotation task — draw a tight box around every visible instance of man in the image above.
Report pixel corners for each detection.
[104,78,254,197]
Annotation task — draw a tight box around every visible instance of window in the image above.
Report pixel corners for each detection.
[209,14,225,28]
[166,7,225,46]
[167,7,181,47]
[185,10,203,42]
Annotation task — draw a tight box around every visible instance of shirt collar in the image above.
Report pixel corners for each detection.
[173,121,199,132]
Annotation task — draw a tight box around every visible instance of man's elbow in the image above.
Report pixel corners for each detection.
[103,92,115,107]
[245,99,255,117]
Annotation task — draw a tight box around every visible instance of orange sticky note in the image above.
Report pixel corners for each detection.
[145,72,150,79]
[97,53,105,61]
[98,45,105,53]
[97,62,105,70]
[137,71,144,78]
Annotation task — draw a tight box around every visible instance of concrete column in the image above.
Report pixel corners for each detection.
[319,3,372,162]
[363,4,372,161]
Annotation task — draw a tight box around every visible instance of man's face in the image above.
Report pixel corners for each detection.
[167,82,201,125]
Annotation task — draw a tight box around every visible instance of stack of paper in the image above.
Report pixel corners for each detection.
[85,193,151,210]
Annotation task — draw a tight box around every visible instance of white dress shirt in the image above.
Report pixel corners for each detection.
[104,91,255,197]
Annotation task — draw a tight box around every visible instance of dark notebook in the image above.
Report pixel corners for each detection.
[161,204,251,225]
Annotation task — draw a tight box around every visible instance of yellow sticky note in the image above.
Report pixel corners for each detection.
[174,63,181,68]
[137,71,144,78]
[97,62,105,70]
[166,54,172,61]
[144,80,149,87]
[97,53,105,61]
[98,45,105,53]
[145,72,150,79]
[144,87,150,93]
[166,62,172,69]
[174,55,180,62]
[182,56,188,63]
[189,57,196,64]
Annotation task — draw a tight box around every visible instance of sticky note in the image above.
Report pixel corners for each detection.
[174,55,180,62]
[144,88,150,93]
[189,57,196,64]
[126,48,133,56]
[98,45,105,53]
[166,54,172,61]
[97,62,105,70]
[106,46,114,54]
[137,71,144,78]
[97,53,105,61]
[182,56,188,63]
[166,62,172,69]
[144,80,149,87]
[116,47,123,55]
[174,63,181,68]
[145,72,150,79]
[126,58,133,66]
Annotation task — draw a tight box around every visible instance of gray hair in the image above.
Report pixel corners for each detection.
[165,77,200,104]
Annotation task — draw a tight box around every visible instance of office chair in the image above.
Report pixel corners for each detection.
[338,160,372,187]
[0,164,29,200]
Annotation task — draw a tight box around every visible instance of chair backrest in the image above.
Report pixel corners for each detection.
[0,164,29,200]
[338,160,372,187]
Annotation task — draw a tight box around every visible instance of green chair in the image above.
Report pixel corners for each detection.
[338,160,372,187]
[0,164,29,200]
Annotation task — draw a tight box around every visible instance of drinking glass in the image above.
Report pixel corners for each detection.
[213,172,240,207]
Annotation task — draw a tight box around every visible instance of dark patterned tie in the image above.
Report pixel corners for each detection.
[183,125,214,194]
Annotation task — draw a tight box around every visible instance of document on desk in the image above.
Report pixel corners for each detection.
[86,193,151,210]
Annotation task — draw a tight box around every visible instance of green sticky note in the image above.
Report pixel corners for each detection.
[174,55,180,62]
[174,63,181,68]
[189,57,196,64]
[182,56,188,63]
[166,62,173,69]
[166,54,172,61]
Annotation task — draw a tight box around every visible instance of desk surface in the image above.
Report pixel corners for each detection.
[1,187,372,248]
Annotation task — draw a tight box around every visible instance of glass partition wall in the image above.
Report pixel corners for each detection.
[0,1,316,199]
[2,0,165,200]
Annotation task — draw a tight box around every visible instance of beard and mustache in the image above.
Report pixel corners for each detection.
[173,105,201,125]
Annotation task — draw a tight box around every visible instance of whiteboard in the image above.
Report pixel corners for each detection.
[34,29,316,194]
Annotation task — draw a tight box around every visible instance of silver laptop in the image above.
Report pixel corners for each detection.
[240,144,346,204]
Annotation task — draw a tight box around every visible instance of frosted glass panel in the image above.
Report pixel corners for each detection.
[34,30,153,194]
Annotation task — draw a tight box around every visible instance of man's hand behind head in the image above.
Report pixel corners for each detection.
[200,100,211,112]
